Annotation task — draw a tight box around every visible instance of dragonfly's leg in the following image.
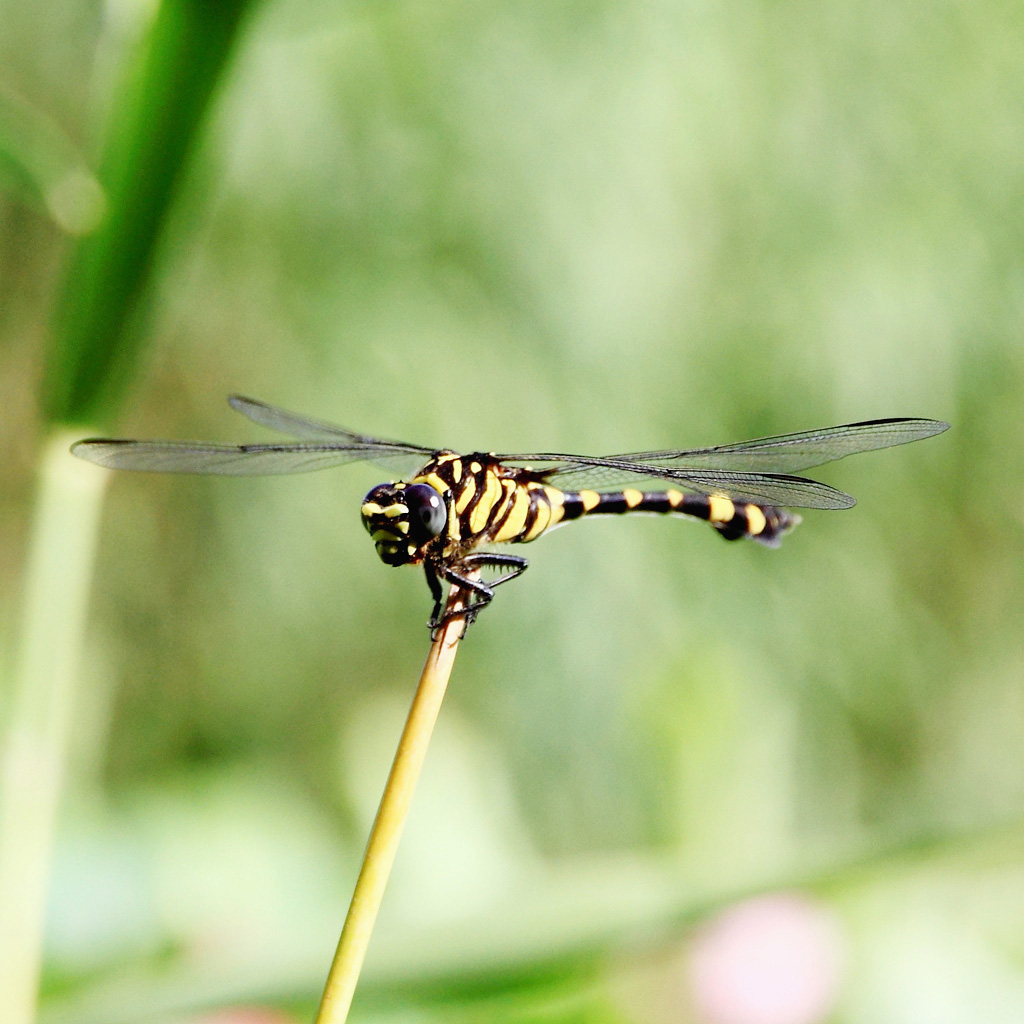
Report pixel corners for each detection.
[424,491,461,635]
[423,561,443,627]
[428,567,493,637]
[459,552,529,590]
[428,554,529,636]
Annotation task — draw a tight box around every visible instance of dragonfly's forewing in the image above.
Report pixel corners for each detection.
[70,439,432,477]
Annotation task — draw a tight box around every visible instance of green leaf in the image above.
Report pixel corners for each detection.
[44,0,259,426]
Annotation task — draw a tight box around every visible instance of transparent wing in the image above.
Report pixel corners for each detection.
[226,395,432,452]
[505,458,857,508]
[612,418,950,473]
[496,418,949,509]
[70,439,435,476]
[632,469,856,509]
[71,396,439,477]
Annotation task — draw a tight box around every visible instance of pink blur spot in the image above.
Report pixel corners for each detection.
[187,1009,297,1024]
[688,892,846,1024]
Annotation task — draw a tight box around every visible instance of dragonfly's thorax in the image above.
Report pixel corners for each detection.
[361,480,447,566]
[410,452,568,553]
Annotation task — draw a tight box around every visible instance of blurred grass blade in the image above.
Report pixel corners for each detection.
[45,0,257,427]
[3,4,259,1023]
[0,434,109,1024]
[0,86,105,236]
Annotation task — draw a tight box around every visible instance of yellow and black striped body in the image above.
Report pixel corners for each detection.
[361,451,798,570]
[411,452,566,557]
[552,485,798,547]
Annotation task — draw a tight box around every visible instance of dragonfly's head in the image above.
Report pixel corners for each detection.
[361,482,447,566]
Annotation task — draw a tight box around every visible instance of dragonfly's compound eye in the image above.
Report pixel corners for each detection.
[403,483,447,543]
[360,481,446,566]
[361,482,417,566]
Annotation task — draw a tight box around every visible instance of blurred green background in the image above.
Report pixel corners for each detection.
[2,1,1022,1022]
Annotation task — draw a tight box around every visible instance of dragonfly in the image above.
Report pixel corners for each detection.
[72,396,949,632]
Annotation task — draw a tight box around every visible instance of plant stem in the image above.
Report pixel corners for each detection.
[314,590,473,1024]
[0,432,109,1024]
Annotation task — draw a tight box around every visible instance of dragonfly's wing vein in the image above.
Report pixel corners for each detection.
[612,418,950,473]
[72,396,438,477]
[496,417,947,507]
[227,395,433,453]
[525,460,854,508]
[70,440,432,477]
[660,470,855,509]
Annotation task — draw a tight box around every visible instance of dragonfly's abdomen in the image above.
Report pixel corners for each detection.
[556,487,799,547]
